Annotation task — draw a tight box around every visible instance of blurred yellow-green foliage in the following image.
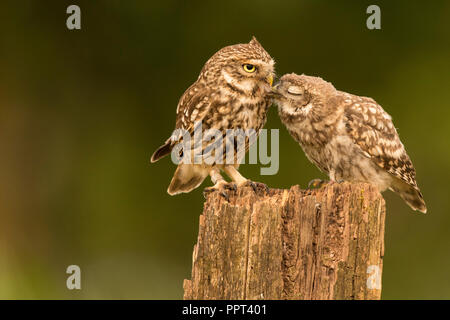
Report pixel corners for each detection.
[0,0,449,299]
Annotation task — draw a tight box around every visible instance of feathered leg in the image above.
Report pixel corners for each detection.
[223,165,247,186]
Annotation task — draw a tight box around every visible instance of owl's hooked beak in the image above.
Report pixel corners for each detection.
[266,73,274,87]
[271,82,281,93]
[269,82,283,98]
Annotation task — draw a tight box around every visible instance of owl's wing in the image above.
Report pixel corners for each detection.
[168,81,219,163]
[175,82,213,134]
[343,96,419,190]
[151,81,214,163]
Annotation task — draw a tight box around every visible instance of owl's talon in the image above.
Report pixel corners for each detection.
[203,187,215,199]
[243,180,268,194]
[255,182,269,194]
[247,181,257,192]
[308,179,328,189]
[203,182,236,201]
[219,191,230,201]
[328,179,345,185]
[224,183,237,192]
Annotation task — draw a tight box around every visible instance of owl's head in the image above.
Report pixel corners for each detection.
[272,73,336,114]
[201,37,275,94]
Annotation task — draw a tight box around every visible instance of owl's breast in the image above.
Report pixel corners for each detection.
[235,99,269,130]
[208,95,268,132]
[284,115,340,175]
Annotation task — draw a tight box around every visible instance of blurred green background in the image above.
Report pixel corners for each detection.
[0,0,449,299]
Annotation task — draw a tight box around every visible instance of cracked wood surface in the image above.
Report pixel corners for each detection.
[183,182,385,300]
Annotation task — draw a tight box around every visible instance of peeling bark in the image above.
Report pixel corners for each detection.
[183,182,385,300]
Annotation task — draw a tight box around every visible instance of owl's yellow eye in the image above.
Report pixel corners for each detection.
[243,64,256,73]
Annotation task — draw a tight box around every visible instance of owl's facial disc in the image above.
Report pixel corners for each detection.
[239,59,274,86]
[222,59,274,94]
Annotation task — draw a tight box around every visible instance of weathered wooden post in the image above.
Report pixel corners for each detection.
[183,182,385,300]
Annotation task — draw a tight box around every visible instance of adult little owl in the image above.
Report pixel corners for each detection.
[272,73,426,213]
[151,37,275,196]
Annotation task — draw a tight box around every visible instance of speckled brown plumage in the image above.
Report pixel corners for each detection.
[151,37,275,195]
[273,73,426,213]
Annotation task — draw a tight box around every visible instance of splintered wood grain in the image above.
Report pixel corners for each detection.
[183,182,385,300]
[245,192,285,299]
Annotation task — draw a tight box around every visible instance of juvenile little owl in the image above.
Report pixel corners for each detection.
[151,37,275,196]
[272,73,426,213]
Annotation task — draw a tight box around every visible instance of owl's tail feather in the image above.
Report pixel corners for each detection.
[391,180,427,213]
[151,139,173,163]
[167,164,209,195]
